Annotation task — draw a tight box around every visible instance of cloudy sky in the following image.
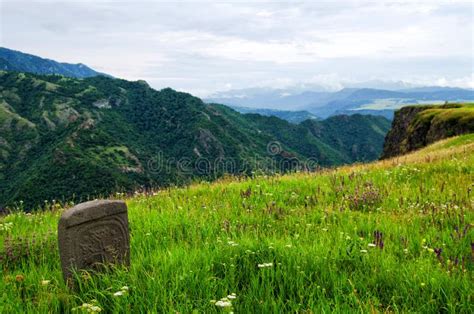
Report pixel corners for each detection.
[1,0,473,96]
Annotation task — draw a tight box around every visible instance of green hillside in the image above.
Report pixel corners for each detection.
[302,114,391,162]
[0,134,473,312]
[0,71,390,209]
[382,103,474,158]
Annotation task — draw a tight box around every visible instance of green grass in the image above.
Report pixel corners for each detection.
[414,103,474,126]
[1,135,473,313]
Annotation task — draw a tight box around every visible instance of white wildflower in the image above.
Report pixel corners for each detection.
[215,296,233,308]
[258,262,273,268]
[89,306,101,313]
[73,303,102,313]
[41,280,51,286]
[368,243,377,247]
[360,249,368,253]
[215,300,232,307]
[0,222,13,231]
[113,285,129,297]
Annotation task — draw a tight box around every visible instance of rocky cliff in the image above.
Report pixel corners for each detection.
[381,103,474,159]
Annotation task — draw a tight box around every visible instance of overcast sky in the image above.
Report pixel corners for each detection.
[1,0,473,96]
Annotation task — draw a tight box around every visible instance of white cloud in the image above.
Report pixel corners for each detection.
[0,0,472,97]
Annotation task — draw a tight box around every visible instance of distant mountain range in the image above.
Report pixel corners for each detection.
[0,47,108,78]
[206,86,474,119]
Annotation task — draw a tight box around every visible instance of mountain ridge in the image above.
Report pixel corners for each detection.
[207,86,474,119]
[0,47,108,78]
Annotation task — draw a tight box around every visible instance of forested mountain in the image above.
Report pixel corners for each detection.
[0,72,390,208]
[0,47,107,78]
[227,105,318,124]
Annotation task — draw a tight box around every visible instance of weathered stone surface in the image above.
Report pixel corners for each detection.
[58,200,130,283]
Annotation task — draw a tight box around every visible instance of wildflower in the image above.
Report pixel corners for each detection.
[73,303,102,313]
[227,293,237,300]
[368,243,377,247]
[360,249,368,253]
[215,299,232,307]
[113,286,129,297]
[145,233,151,236]
[0,222,13,231]
[431,247,442,263]
[227,241,238,247]
[420,282,426,287]
[373,230,384,249]
[258,262,273,268]
[41,280,51,286]
[403,248,408,254]
[15,274,25,282]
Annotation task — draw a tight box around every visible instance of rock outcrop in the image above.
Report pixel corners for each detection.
[381,103,474,159]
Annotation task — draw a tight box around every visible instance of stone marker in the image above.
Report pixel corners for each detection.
[58,200,130,284]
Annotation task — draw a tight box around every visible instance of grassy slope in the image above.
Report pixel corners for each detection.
[415,103,474,134]
[415,103,474,120]
[0,134,473,313]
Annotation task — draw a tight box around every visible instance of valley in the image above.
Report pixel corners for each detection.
[0,71,391,209]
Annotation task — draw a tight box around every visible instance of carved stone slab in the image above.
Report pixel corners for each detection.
[58,200,130,283]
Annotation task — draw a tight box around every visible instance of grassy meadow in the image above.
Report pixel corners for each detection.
[1,134,473,313]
